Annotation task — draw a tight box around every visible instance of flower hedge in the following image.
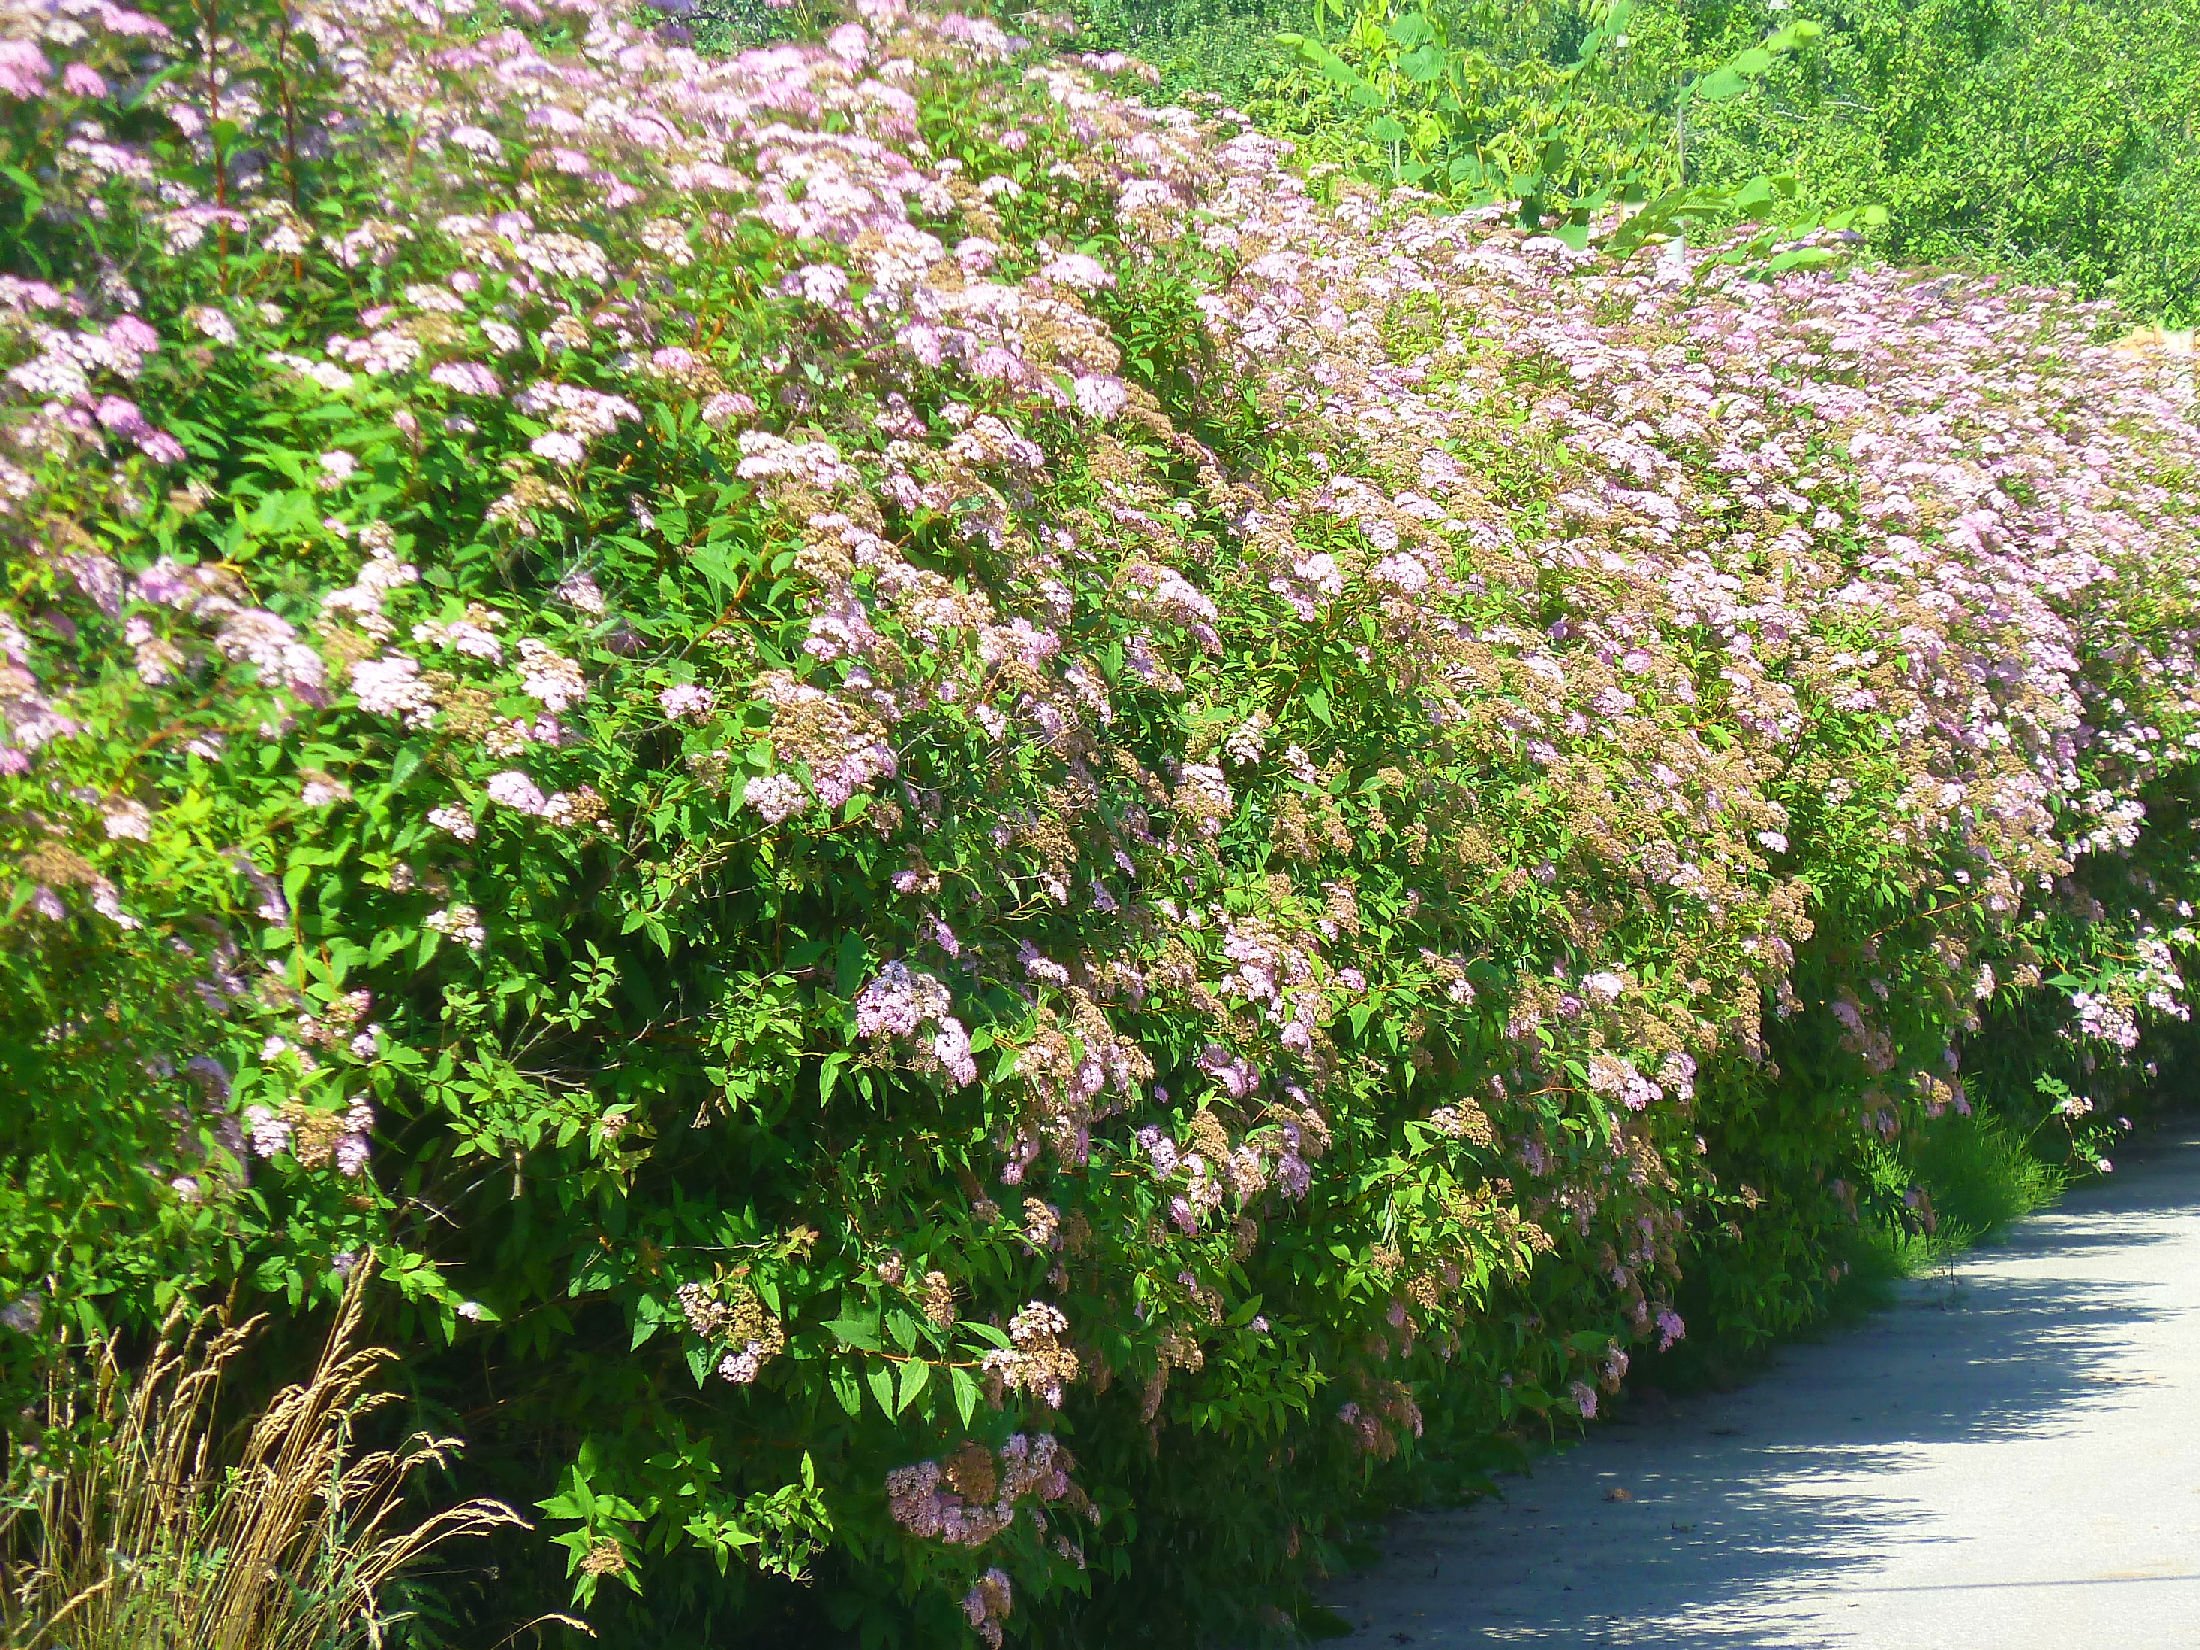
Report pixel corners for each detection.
[4,0,2200,1641]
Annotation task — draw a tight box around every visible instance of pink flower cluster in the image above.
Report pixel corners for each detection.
[855,961,978,1086]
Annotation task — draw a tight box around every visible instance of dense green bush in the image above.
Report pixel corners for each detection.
[1681,0,2200,322]
[4,0,2200,1645]
[1124,0,2200,321]
[1054,0,1303,103]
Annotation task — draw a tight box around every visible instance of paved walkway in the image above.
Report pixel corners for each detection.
[1324,1128,2200,1648]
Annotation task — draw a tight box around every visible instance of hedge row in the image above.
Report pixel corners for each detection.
[3,0,2199,1642]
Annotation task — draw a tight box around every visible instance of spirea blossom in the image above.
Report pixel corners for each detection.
[743,773,807,824]
[659,684,715,721]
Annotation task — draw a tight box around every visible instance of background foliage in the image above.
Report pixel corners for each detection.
[1070,0,2200,321]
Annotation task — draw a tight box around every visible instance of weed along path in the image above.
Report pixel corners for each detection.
[1323,1127,2200,1648]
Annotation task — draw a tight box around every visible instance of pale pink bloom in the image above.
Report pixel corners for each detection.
[517,640,585,712]
[102,800,151,840]
[659,684,714,721]
[484,770,548,814]
[1039,252,1112,291]
[1071,374,1127,421]
[700,391,755,428]
[743,773,808,824]
[0,39,52,99]
[530,430,586,467]
[554,569,605,614]
[349,654,436,723]
[430,361,500,396]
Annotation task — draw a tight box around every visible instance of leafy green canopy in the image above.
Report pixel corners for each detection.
[3,0,2200,1644]
[1677,0,2200,323]
[1086,0,2200,322]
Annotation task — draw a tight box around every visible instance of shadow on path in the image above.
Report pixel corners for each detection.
[1326,1131,2200,1648]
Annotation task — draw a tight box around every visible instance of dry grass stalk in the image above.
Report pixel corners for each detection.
[0,1259,526,1650]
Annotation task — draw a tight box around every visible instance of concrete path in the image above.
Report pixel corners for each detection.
[1323,1127,2200,1648]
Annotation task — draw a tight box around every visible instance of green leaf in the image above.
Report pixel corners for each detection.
[1732,175,1779,213]
[1765,20,1823,51]
[1692,66,1749,102]
[1287,35,1381,106]
[829,1364,864,1416]
[1397,44,1446,83]
[691,544,743,593]
[1384,10,1433,47]
[821,1309,882,1351]
[897,1358,931,1414]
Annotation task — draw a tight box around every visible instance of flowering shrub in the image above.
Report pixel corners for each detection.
[3,0,2200,1640]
